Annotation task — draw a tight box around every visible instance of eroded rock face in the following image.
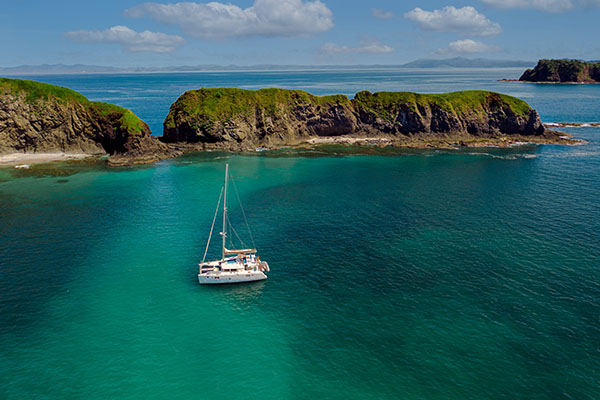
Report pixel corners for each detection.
[1,93,99,154]
[162,88,545,149]
[0,78,178,165]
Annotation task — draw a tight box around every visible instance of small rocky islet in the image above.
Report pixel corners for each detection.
[519,59,600,83]
[0,77,572,167]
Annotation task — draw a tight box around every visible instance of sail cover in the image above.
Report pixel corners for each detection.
[224,248,257,255]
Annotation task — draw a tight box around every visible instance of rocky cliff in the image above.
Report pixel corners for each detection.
[0,78,178,165]
[519,59,600,83]
[163,88,549,149]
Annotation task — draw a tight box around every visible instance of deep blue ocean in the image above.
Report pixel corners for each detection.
[1,68,599,399]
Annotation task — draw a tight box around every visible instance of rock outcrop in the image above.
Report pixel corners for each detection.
[520,59,600,83]
[0,78,179,165]
[163,88,548,149]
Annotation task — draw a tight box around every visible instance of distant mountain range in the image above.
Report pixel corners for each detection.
[0,58,536,75]
[0,64,123,75]
[400,57,534,68]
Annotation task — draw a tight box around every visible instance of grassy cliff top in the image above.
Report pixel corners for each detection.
[534,59,600,70]
[0,77,147,134]
[166,87,349,122]
[354,90,532,117]
[166,87,532,124]
[0,77,88,103]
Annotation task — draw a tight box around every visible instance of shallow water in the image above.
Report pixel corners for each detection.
[1,69,599,399]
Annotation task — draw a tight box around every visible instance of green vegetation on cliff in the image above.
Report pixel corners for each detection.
[165,87,531,128]
[353,90,531,121]
[519,59,600,83]
[88,101,146,135]
[164,87,350,129]
[0,77,146,135]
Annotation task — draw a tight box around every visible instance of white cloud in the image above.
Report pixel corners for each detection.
[404,6,502,37]
[320,40,394,55]
[372,8,394,19]
[65,25,184,53]
[479,0,600,12]
[433,39,501,55]
[125,0,334,40]
[480,0,573,12]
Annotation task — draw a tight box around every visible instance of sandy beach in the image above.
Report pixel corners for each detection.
[0,152,91,167]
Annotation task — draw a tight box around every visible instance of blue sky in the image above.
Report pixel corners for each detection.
[1,0,599,66]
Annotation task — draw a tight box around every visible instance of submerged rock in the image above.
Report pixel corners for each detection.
[162,88,548,149]
[0,77,179,166]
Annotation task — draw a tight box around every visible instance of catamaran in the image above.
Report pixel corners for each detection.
[198,164,270,285]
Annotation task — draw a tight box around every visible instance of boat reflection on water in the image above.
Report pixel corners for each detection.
[204,279,267,303]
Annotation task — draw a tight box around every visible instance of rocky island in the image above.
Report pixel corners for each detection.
[163,88,567,150]
[0,78,179,166]
[519,59,600,83]
[0,79,574,167]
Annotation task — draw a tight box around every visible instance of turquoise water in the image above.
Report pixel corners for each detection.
[1,69,600,399]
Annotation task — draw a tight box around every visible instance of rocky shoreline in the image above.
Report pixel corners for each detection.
[164,132,578,153]
[302,134,577,149]
[544,122,600,128]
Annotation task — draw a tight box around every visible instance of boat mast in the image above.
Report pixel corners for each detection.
[221,164,228,261]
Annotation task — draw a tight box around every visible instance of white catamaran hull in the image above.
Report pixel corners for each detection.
[198,164,270,285]
[198,271,267,284]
